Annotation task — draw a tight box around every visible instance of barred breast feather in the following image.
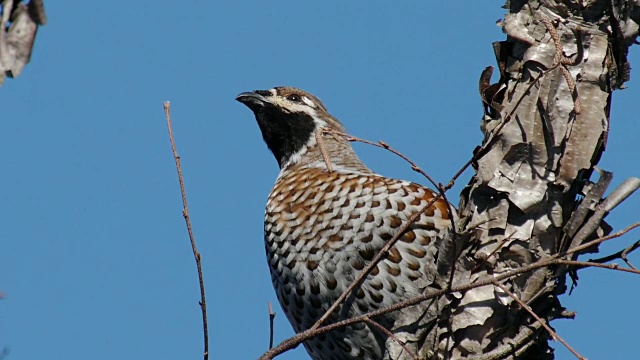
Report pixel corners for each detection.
[265,167,454,360]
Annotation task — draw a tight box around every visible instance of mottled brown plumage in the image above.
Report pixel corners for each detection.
[237,87,456,360]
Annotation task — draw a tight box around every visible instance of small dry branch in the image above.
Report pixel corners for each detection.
[164,102,209,360]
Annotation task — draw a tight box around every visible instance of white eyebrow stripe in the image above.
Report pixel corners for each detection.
[301,96,316,108]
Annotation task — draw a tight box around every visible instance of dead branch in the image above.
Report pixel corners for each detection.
[164,102,209,360]
[557,259,640,275]
[466,321,544,360]
[588,239,640,270]
[492,281,585,360]
[322,129,440,190]
[364,317,418,360]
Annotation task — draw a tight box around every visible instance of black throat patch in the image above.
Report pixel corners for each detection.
[253,106,317,168]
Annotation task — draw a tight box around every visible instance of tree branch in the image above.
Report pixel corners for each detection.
[164,102,209,360]
[492,281,585,360]
[588,239,640,270]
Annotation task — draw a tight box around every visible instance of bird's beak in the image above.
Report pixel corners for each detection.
[236,91,269,108]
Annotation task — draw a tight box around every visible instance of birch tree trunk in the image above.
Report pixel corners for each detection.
[386,1,640,358]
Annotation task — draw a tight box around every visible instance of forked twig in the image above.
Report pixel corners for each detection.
[557,259,640,275]
[164,102,209,360]
[492,281,585,360]
[364,317,418,360]
[469,232,511,273]
[588,239,640,270]
[563,222,640,259]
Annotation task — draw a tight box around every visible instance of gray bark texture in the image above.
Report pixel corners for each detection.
[0,0,46,85]
[384,1,639,359]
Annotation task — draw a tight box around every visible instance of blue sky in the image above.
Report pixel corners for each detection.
[1,2,638,359]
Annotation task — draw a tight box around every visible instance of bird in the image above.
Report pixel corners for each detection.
[236,86,456,360]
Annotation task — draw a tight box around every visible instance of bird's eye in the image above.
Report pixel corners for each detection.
[286,94,301,102]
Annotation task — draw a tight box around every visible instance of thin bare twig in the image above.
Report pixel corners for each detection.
[467,321,543,360]
[164,102,209,360]
[561,222,640,259]
[469,232,511,273]
[588,239,640,270]
[445,159,473,191]
[556,259,640,275]
[315,128,333,172]
[364,317,418,360]
[323,129,440,190]
[493,281,586,360]
[622,251,638,269]
[268,302,276,350]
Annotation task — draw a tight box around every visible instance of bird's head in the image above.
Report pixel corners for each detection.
[236,86,347,169]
